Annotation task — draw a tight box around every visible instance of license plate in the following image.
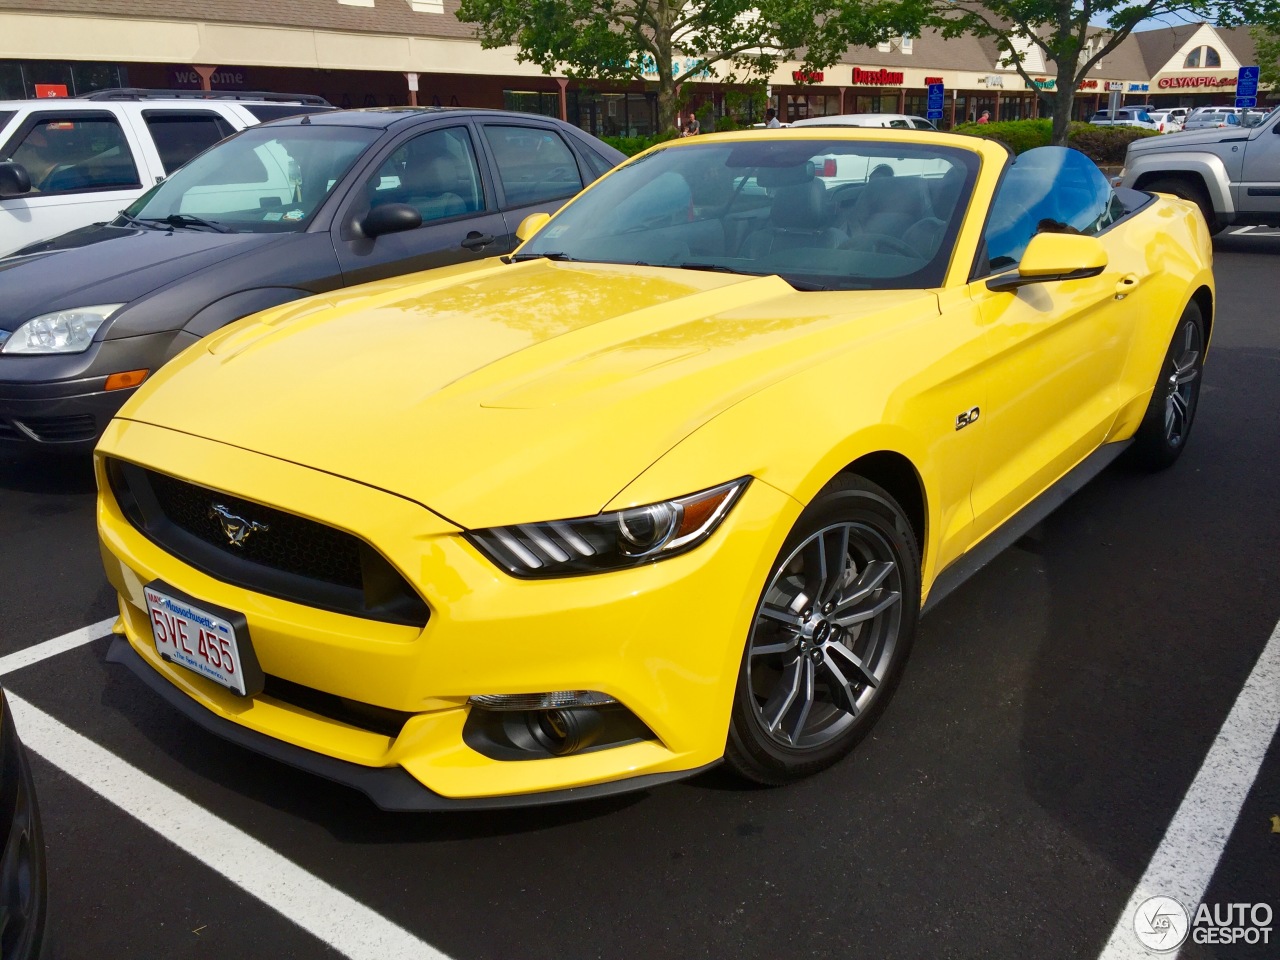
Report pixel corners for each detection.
[144,583,261,696]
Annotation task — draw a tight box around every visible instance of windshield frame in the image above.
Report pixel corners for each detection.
[516,136,982,292]
[121,123,382,235]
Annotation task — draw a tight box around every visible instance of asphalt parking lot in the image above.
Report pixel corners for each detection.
[1,228,1277,960]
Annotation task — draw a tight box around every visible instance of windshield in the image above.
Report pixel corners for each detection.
[517,138,979,290]
[123,125,379,233]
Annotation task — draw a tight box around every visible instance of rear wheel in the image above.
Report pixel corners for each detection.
[725,475,920,785]
[1142,176,1224,236]
[1128,300,1205,470]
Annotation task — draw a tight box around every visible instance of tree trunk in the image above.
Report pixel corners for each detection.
[657,70,677,134]
[1050,81,1075,147]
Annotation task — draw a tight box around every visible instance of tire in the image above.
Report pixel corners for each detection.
[724,474,921,785]
[1143,176,1225,236]
[1127,300,1206,470]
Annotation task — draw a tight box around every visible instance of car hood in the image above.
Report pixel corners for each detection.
[0,225,280,329]
[1129,127,1246,150]
[117,259,937,528]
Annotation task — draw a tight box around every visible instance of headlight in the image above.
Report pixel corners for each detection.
[468,477,750,577]
[1,304,124,354]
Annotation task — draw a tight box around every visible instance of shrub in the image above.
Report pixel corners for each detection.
[600,130,679,156]
[951,119,1162,165]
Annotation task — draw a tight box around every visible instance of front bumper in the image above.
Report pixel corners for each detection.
[0,333,172,451]
[97,419,800,806]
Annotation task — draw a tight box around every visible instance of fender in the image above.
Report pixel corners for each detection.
[1128,152,1235,219]
[165,287,311,359]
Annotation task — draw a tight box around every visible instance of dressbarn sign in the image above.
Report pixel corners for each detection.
[852,67,904,85]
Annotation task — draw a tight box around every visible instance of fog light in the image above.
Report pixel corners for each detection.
[468,690,616,711]
[528,707,603,755]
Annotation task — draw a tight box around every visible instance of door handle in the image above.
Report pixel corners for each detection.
[1114,274,1141,299]
[461,232,495,250]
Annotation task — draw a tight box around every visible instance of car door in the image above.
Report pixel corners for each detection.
[1238,114,1280,218]
[476,121,587,251]
[132,108,238,177]
[333,123,507,286]
[0,109,152,255]
[967,147,1153,544]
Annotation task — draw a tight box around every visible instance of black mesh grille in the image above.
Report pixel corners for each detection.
[20,414,97,442]
[147,471,363,590]
[107,459,429,626]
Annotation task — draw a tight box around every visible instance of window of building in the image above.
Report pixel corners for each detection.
[1183,47,1201,68]
[876,42,892,53]
[900,37,914,54]
[1204,46,1221,67]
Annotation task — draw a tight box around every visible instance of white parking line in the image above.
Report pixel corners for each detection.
[1,624,452,960]
[0,616,116,676]
[1229,225,1258,235]
[1097,617,1280,959]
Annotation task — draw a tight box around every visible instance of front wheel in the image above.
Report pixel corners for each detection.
[725,475,920,785]
[1127,300,1205,470]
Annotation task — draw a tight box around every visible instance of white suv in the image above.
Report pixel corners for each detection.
[0,89,331,256]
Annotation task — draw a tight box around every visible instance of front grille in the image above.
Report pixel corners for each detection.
[107,458,429,626]
[262,674,413,738]
[147,471,363,591]
[20,414,97,442]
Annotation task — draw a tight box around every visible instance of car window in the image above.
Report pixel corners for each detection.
[569,137,616,179]
[143,111,235,174]
[7,114,140,194]
[516,138,979,291]
[983,146,1123,273]
[1138,112,1152,123]
[366,126,484,223]
[888,119,911,128]
[0,111,14,137]
[126,125,378,233]
[911,118,934,130]
[482,124,584,207]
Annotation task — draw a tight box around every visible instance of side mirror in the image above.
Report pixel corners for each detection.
[362,202,422,239]
[0,161,31,199]
[987,233,1108,292]
[515,212,551,244]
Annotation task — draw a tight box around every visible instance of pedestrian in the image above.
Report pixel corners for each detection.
[683,114,701,137]
[977,110,991,124]
[765,108,781,129]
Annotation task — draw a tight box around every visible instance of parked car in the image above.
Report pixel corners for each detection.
[97,132,1213,809]
[1148,110,1184,133]
[0,689,48,959]
[0,107,624,453]
[1180,106,1260,130]
[1089,108,1159,130]
[1119,103,1280,232]
[0,89,332,256]
[791,113,938,130]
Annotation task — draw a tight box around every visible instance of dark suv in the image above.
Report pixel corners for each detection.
[0,107,624,452]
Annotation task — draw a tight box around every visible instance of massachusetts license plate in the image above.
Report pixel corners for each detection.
[144,583,257,696]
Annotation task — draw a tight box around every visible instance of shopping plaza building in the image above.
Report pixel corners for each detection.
[0,1,1274,135]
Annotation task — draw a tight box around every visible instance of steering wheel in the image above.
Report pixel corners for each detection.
[843,233,919,258]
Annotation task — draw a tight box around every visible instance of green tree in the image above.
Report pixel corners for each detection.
[930,2,1278,146]
[1252,24,1280,90]
[455,0,929,133]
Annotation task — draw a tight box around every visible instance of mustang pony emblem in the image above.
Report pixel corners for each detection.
[209,504,268,548]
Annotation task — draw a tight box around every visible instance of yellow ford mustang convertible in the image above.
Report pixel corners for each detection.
[96,129,1213,809]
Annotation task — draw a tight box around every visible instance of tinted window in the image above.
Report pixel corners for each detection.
[0,111,14,137]
[243,104,335,123]
[482,124,583,207]
[570,137,616,179]
[143,112,235,174]
[983,146,1123,272]
[366,126,484,222]
[9,115,140,194]
[127,126,377,233]
[911,118,934,130]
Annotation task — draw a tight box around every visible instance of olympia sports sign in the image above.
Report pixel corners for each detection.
[1158,76,1238,88]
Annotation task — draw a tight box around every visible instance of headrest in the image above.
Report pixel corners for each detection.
[769,179,826,228]
[405,156,457,195]
[757,163,815,189]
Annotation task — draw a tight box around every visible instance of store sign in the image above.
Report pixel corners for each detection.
[792,71,825,83]
[979,75,1004,88]
[852,67,904,85]
[34,84,68,98]
[1128,82,1150,92]
[924,76,944,85]
[1029,77,1056,90]
[1158,75,1237,88]
[1106,81,1124,91]
[1077,79,1099,90]
[169,67,248,89]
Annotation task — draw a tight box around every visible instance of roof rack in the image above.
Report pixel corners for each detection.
[81,88,331,105]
